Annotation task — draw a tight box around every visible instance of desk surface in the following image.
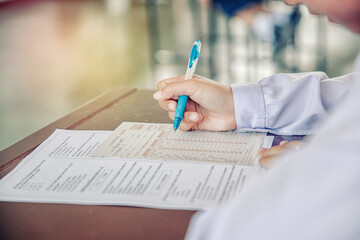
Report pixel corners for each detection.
[0,88,194,240]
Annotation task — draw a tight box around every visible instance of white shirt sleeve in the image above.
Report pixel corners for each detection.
[231,72,356,135]
[354,52,360,72]
[185,77,360,240]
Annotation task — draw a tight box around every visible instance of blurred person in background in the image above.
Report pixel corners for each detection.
[200,0,302,57]
[154,0,360,238]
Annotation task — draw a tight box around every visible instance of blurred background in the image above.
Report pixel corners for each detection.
[0,0,359,150]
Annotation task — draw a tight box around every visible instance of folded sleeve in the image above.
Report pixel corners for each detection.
[230,72,356,135]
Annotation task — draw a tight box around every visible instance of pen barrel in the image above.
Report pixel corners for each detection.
[184,64,196,80]
[173,40,200,130]
[174,95,188,119]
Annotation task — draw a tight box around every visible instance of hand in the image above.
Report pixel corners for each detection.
[258,140,304,167]
[153,75,237,131]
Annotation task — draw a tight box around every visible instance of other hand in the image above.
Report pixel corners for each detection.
[258,140,304,167]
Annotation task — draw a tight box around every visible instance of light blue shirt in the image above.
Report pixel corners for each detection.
[186,72,360,240]
[231,72,356,135]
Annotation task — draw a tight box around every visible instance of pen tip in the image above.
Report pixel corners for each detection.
[174,117,180,131]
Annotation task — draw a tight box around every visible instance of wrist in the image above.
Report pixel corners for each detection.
[225,86,237,130]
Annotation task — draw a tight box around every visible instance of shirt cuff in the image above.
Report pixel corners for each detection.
[230,83,266,131]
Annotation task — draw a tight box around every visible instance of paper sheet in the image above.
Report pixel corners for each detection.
[91,122,267,165]
[0,127,273,210]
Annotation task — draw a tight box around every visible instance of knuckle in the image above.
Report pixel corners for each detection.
[157,81,166,90]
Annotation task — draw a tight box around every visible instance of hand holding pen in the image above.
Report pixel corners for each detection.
[153,42,237,131]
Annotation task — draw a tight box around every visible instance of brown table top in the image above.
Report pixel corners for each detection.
[0,88,195,240]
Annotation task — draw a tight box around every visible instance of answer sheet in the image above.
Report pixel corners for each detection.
[91,122,267,165]
[0,128,272,210]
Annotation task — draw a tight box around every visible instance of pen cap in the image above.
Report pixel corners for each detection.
[188,40,201,69]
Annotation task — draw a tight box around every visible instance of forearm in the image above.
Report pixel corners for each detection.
[231,72,357,135]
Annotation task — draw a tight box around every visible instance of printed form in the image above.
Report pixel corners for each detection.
[0,123,273,210]
[91,122,268,165]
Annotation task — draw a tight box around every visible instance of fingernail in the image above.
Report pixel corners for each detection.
[168,102,176,111]
[189,113,198,122]
[279,140,288,146]
[153,90,162,99]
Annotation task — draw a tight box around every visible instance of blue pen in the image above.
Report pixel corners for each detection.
[173,40,201,131]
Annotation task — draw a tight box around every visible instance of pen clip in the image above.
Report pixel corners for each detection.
[189,41,201,68]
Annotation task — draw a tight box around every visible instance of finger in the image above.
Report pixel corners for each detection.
[258,140,288,154]
[153,80,200,100]
[259,155,277,167]
[157,75,184,90]
[168,111,203,124]
[168,111,203,131]
[184,99,197,112]
[154,90,179,101]
[157,98,197,113]
[178,122,198,131]
[157,99,177,111]
[258,140,304,167]
[157,74,205,91]
[258,147,266,154]
[258,145,286,158]
[183,111,203,124]
[286,140,303,150]
[168,111,194,131]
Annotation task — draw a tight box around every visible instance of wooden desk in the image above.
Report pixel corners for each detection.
[0,88,195,240]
